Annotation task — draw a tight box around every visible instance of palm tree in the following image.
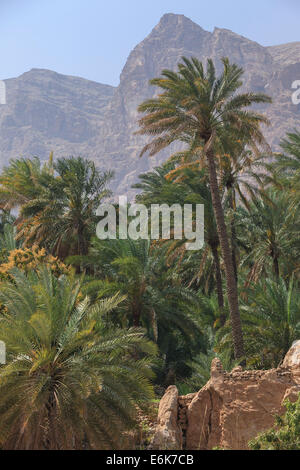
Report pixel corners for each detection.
[265,130,300,197]
[241,276,300,368]
[0,267,157,449]
[137,57,271,359]
[0,156,113,259]
[50,157,113,258]
[0,223,19,263]
[238,188,300,283]
[0,157,48,211]
[69,238,202,383]
[75,237,199,334]
[136,165,225,320]
[219,140,270,281]
[275,130,300,182]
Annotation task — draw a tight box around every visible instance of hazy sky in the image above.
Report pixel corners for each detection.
[0,0,299,85]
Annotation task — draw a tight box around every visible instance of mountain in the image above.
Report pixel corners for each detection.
[0,69,115,168]
[0,13,299,196]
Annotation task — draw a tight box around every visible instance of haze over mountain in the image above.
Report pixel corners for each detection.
[0,13,299,196]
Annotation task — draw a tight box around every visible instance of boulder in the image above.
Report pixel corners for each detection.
[150,385,182,450]
[282,340,300,368]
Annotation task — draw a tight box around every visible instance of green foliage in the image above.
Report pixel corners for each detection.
[0,156,113,258]
[137,57,271,158]
[249,395,300,450]
[237,188,300,282]
[177,326,239,394]
[69,237,204,384]
[215,276,300,369]
[0,223,18,263]
[0,54,299,450]
[0,267,157,449]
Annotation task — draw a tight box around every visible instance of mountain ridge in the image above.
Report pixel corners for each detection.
[0,13,299,196]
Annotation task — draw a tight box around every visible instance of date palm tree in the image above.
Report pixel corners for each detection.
[0,267,156,449]
[0,156,113,259]
[135,165,225,320]
[241,276,300,368]
[266,130,300,196]
[71,238,200,340]
[238,188,300,283]
[68,238,202,384]
[137,57,271,359]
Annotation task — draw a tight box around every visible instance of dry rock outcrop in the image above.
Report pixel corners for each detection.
[151,341,300,450]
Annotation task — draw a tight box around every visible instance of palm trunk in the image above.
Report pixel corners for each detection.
[205,144,245,359]
[211,243,226,326]
[133,305,141,327]
[228,189,238,283]
[76,223,88,274]
[273,256,280,280]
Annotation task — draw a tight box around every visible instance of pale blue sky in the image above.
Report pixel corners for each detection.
[0,0,299,85]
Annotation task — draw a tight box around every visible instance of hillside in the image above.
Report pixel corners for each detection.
[0,13,299,195]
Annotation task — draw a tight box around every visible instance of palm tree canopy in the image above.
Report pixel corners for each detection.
[0,267,157,449]
[137,56,271,157]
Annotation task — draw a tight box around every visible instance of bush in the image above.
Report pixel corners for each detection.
[249,394,300,450]
[0,245,71,280]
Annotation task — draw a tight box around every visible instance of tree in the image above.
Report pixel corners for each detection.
[241,276,300,368]
[136,165,225,320]
[0,156,48,211]
[219,141,269,281]
[0,267,157,449]
[137,57,271,359]
[0,156,113,259]
[50,157,112,258]
[69,238,202,383]
[238,188,300,283]
[270,130,300,193]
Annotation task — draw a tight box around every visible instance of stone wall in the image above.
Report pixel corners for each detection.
[151,341,300,450]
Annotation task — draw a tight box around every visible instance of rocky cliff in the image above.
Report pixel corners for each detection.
[0,13,299,196]
[151,341,300,450]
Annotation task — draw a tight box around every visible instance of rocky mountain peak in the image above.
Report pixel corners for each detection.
[155,12,206,30]
[0,14,299,196]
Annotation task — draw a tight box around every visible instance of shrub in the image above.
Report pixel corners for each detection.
[249,394,300,450]
[0,245,70,281]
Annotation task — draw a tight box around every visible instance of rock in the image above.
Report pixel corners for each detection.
[150,386,182,450]
[0,14,299,196]
[210,358,224,379]
[282,340,300,368]
[283,340,300,384]
[153,342,300,450]
[186,366,299,450]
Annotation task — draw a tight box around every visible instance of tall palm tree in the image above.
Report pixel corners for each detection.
[137,57,271,359]
[136,165,225,320]
[0,267,157,450]
[219,140,269,281]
